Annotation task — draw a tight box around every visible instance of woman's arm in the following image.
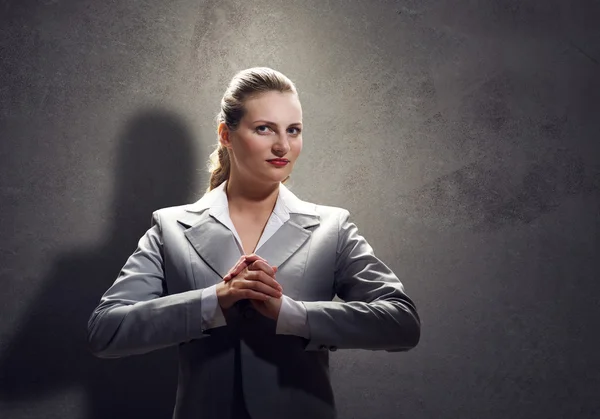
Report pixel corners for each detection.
[301,209,421,352]
[87,211,211,358]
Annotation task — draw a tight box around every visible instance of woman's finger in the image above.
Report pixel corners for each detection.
[231,255,251,274]
[224,254,268,281]
[225,259,247,281]
[236,254,266,273]
[243,270,282,293]
[248,259,276,276]
[229,256,260,278]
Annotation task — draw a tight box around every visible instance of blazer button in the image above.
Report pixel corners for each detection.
[329,346,337,352]
[319,345,327,350]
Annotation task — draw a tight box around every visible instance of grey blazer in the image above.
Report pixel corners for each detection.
[87,188,420,419]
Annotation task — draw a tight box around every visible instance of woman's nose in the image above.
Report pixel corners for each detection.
[274,135,291,153]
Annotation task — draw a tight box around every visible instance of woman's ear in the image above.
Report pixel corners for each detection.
[218,122,232,149]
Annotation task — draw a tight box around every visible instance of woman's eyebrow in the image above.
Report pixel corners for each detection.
[252,120,302,126]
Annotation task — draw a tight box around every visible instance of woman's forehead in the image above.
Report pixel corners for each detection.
[243,92,302,121]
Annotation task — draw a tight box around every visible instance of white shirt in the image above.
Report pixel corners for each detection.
[199,180,310,338]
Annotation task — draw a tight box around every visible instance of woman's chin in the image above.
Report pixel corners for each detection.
[266,172,291,184]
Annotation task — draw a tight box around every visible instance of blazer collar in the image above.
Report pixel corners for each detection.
[176,180,320,280]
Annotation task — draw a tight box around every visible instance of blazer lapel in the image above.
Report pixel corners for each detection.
[253,213,320,269]
[176,182,321,279]
[178,210,241,279]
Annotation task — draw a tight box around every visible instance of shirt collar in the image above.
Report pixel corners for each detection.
[184,179,318,217]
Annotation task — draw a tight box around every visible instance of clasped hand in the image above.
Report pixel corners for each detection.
[216,254,283,321]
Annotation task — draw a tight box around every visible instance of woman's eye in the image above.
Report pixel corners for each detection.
[255,125,301,135]
[256,125,271,134]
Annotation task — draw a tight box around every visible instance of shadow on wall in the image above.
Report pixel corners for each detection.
[0,108,199,418]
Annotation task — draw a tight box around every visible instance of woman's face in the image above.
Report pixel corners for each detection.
[220,90,303,185]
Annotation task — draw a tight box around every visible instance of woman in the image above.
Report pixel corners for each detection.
[87,67,420,419]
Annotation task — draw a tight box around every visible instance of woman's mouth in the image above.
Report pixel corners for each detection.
[267,159,289,167]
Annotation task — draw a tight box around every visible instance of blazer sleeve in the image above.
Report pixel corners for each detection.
[301,209,421,352]
[87,211,211,359]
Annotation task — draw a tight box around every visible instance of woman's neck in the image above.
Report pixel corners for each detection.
[225,175,280,218]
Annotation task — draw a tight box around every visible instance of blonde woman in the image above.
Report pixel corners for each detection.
[87,67,420,419]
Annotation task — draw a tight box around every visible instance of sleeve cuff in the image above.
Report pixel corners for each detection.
[276,295,310,338]
[200,284,227,332]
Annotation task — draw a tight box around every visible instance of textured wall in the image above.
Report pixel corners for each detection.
[1,0,598,418]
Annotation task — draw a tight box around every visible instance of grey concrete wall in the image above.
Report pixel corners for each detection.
[1,0,598,418]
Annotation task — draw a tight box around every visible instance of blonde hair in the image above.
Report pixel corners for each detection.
[206,67,298,192]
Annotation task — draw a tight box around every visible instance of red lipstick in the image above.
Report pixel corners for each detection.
[267,158,289,167]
